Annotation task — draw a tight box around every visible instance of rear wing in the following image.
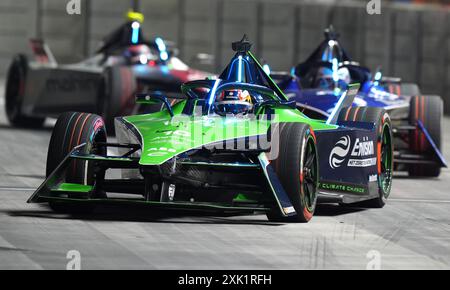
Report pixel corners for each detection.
[29,39,57,65]
[326,83,360,125]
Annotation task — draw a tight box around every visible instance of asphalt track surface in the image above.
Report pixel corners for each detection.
[0,80,449,270]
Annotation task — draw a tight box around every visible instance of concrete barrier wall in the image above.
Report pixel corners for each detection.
[41,0,89,62]
[0,0,449,113]
[0,0,38,73]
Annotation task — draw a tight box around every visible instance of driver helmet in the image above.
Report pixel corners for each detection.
[125,44,156,65]
[315,67,334,89]
[214,89,253,116]
[337,66,351,84]
[315,66,351,89]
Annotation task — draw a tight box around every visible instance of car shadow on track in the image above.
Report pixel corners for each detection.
[6,203,366,226]
[0,123,54,132]
[315,204,367,216]
[7,204,280,226]
[1,173,45,180]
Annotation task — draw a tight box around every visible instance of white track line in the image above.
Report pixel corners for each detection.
[0,187,35,192]
[389,198,450,204]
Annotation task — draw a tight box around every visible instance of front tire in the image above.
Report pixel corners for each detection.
[266,122,319,223]
[5,54,45,128]
[46,112,107,213]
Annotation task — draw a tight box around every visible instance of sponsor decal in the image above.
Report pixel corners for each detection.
[348,158,377,167]
[147,147,176,157]
[283,206,295,215]
[46,76,98,92]
[369,174,378,182]
[329,135,376,169]
[319,181,367,194]
[351,136,374,157]
[93,118,104,132]
[329,135,351,169]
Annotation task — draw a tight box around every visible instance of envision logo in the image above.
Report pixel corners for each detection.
[329,135,376,169]
[352,136,374,157]
[329,135,351,169]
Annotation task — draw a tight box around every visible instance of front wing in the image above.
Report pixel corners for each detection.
[27,143,299,217]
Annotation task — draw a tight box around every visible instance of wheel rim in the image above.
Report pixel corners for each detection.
[302,136,318,212]
[379,124,393,196]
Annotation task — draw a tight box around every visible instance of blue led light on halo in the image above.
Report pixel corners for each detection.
[263,63,271,75]
[131,21,140,44]
[332,58,339,82]
[237,56,243,82]
[155,37,169,61]
[208,79,221,106]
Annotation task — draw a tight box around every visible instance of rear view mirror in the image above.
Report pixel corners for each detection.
[135,93,174,117]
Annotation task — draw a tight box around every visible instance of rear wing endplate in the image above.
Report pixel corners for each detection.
[29,39,57,65]
[417,120,448,168]
[326,83,360,125]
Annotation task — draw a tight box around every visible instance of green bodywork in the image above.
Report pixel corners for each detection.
[54,183,93,193]
[28,42,347,216]
[124,101,336,166]
[122,49,338,166]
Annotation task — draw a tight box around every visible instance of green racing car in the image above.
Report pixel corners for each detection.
[28,36,393,222]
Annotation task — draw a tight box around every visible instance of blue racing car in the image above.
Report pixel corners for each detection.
[273,26,447,177]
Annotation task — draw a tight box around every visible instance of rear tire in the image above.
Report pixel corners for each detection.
[400,83,420,96]
[46,112,107,213]
[5,54,45,128]
[266,122,319,223]
[408,95,443,177]
[99,66,136,135]
[338,107,393,208]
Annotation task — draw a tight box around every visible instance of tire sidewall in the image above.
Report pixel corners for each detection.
[5,54,28,121]
[100,66,136,132]
[378,112,393,201]
[299,131,319,221]
[269,122,319,222]
[46,112,106,185]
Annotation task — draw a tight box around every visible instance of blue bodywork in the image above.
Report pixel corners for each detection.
[274,30,410,119]
[280,79,409,119]
[273,26,446,171]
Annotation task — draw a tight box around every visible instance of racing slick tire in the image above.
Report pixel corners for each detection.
[5,54,45,128]
[385,83,420,97]
[338,107,393,208]
[99,66,136,135]
[408,95,443,177]
[266,122,319,223]
[400,83,420,96]
[46,112,107,213]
